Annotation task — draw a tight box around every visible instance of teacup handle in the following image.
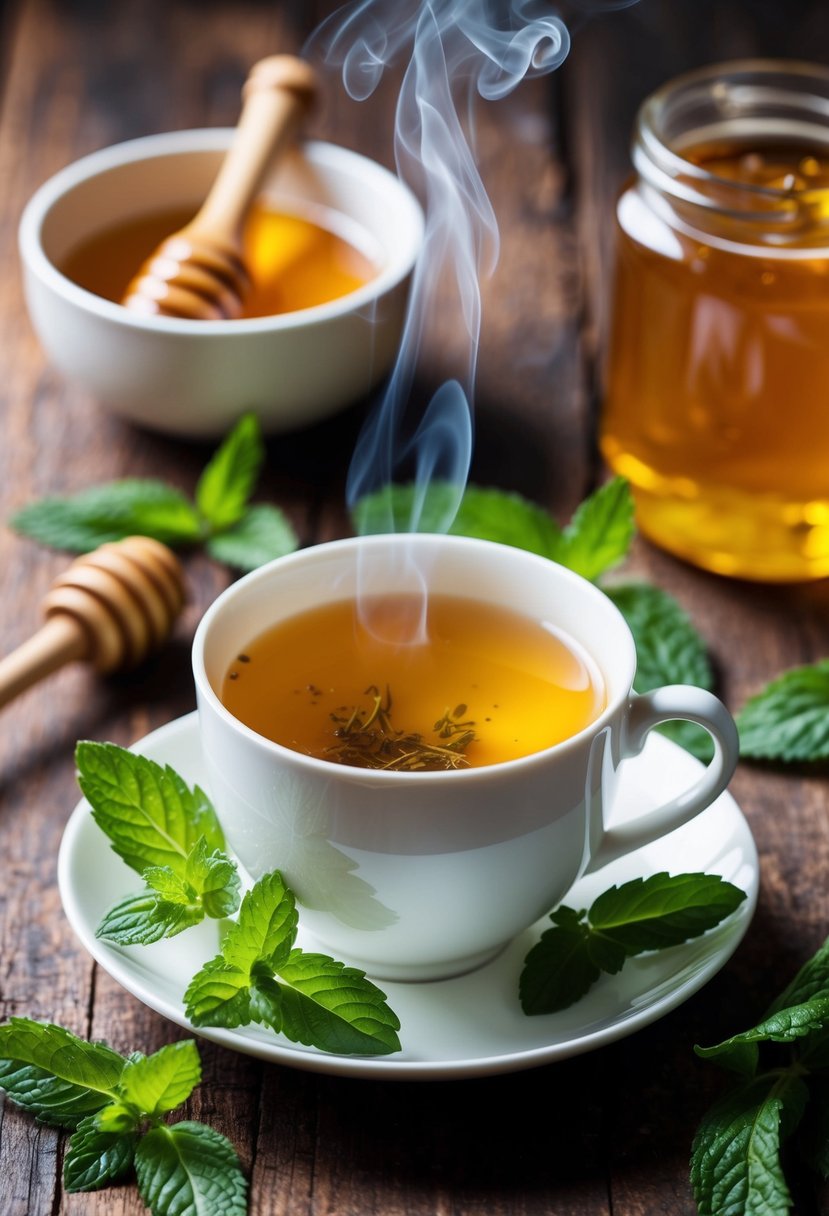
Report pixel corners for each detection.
[583,685,740,874]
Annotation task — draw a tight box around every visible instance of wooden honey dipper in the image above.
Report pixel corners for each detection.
[0,537,186,710]
[121,54,318,320]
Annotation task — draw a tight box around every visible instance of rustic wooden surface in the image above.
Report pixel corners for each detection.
[2,1,829,1213]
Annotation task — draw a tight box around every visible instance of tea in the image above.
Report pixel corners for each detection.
[219,593,606,769]
[60,200,379,317]
[601,134,829,581]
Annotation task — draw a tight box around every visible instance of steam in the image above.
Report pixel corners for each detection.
[306,0,572,532]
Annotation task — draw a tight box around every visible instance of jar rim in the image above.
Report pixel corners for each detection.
[634,58,829,225]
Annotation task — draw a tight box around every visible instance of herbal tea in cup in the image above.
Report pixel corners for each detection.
[193,534,739,982]
[219,592,606,770]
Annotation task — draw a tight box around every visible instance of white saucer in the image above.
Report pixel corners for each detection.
[58,712,758,1082]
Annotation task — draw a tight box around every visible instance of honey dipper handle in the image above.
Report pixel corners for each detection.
[0,616,87,710]
[194,55,318,240]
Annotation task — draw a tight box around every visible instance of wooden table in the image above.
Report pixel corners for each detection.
[2,2,829,1212]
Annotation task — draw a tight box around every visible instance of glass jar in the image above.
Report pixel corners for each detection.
[599,60,829,582]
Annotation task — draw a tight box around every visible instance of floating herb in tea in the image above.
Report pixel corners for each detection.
[326,686,477,770]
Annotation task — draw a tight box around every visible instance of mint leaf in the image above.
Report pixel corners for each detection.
[184,839,241,919]
[550,475,635,580]
[117,1041,201,1117]
[10,480,202,552]
[135,1121,247,1216]
[221,871,298,973]
[185,873,402,1056]
[352,477,634,577]
[690,1074,807,1216]
[76,742,225,878]
[352,480,462,536]
[63,1114,137,1192]
[0,1019,125,1128]
[588,873,747,955]
[195,412,264,531]
[96,891,202,946]
[606,582,715,761]
[105,842,240,940]
[205,503,299,571]
[184,959,253,1029]
[737,660,829,762]
[520,874,746,1015]
[352,481,564,556]
[143,865,195,904]
[450,485,563,556]
[258,952,402,1056]
[767,936,829,1015]
[96,1100,142,1134]
[696,997,829,1080]
[519,914,602,1015]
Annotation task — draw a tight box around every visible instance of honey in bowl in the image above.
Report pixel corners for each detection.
[220,593,606,770]
[59,199,379,317]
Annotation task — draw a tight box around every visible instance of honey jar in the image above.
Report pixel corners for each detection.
[599,61,829,582]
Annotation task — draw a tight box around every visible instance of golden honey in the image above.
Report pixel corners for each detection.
[60,200,378,317]
[599,62,829,581]
[220,593,606,770]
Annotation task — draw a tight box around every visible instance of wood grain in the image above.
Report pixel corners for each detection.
[1,1,829,1214]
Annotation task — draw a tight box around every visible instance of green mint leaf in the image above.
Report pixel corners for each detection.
[587,873,747,955]
[519,916,602,1015]
[205,503,299,571]
[195,412,264,531]
[696,996,829,1079]
[96,1100,142,1134]
[76,742,225,878]
[767,936,829,1015]
[555,904,629,973]
[95,890,203,946]
[10,479,201,552]
[117,1040,201,1117]
[184,958,252,1029]
[352,481,564,557]
[144,866,195,904]
[605,582,715,761]
[63,1113,137,1192]
[221,871,298,973]
[690,1073,807,1216]
[551,475,635,581]
[266,951,402,1056]
[450,485,563,556]
[352,480,463,537]
[737,660,829,762]
[135,1121,247,1216]
[185,839,241,919]
[0,1018,126,1128]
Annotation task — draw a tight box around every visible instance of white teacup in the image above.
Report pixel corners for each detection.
[192,534,739,982]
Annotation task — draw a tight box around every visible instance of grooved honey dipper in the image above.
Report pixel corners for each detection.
[121,54,318,320]
[0,537,186,710]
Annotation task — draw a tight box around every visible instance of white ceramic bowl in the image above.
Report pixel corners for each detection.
[18,130,424,438]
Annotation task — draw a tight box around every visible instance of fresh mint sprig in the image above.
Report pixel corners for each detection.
[519,872,747,1015]
[10,413,298,572]
[76,742,402,1058]
[353,477,716,761]
[691,933,829,1214]
[185,871,402,1056]
[352,475,635,576]
[0,1021,247,1214]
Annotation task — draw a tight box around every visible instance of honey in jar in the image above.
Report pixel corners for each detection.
[599,61,829,582]
[60,199,379,318]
